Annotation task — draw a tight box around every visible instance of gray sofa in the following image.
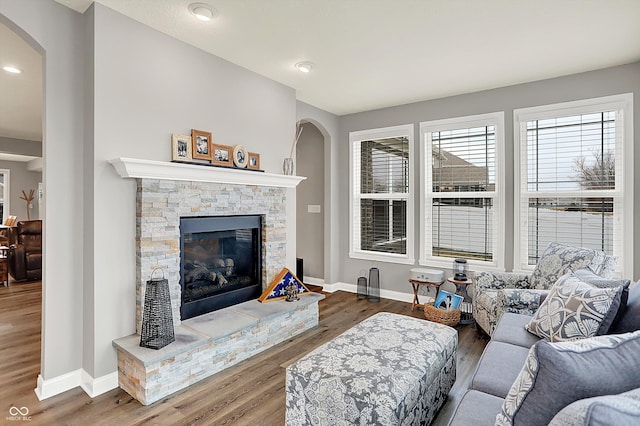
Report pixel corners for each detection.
[449,280,640,425]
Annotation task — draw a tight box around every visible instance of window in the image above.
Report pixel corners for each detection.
[420,113,504,271]
[514,94,633,276]
[0,169,8,222]
[350,124,414,264]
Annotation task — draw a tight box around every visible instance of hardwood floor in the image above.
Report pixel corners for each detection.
[0,283,488,425]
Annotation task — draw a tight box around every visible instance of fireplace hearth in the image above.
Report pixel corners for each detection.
[180,215,262,320]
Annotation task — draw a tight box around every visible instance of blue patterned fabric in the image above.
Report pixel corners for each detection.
[285,312,457,425]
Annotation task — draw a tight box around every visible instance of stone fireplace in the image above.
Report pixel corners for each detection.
[110,158,322,405]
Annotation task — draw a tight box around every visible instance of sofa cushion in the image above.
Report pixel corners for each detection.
[525,273,624,341]
[548,387,640,426]
[609,280,640,334]
[495,331,640,426]
[470,341,531,399]
[491,313,541,349]
[449,390,505,426]
[572,268,631,333]
[529,242,607,290]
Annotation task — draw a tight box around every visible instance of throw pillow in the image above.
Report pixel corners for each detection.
[573,268,631,333]
[495,332,640,426]
[548,387,640,426]
[525,273,623,341]
[610,280,640,334]
[529,242,607,290]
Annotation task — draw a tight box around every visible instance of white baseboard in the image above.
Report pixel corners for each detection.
[81,369,119,398]
[321,281,414,304]
[35,370,81,401]
[35,369,118,401]
[303,276,325,286]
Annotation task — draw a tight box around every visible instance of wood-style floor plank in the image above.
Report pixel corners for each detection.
[0,282,488,425]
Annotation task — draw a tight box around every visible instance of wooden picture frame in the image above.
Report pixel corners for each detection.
[233,145,249,168]
[247,152,260,170]
[191,129,212,161]
[171,133,192,162]
[211,143,233,167]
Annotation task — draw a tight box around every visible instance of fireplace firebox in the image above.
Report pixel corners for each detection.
[180,215,262,320]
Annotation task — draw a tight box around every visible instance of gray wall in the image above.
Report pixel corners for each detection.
[339,62,640,294]
[0,0,85,384]
[0,136,42,157]
[296,123,324,279]
[0,159,42,221]
[89,4,296,377]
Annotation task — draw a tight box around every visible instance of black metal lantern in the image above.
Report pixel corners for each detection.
[453,258,468,281]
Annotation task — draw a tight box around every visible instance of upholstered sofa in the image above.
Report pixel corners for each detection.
[449,271,640,425]
[473,242,617,336]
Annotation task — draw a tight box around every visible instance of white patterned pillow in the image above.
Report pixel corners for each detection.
[529,242,607,290]
[525,273,624,341]
[496,332,640,426]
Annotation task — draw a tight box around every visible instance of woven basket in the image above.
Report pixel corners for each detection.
[424,302,460,327]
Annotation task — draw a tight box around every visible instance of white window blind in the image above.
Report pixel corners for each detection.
[420,113,504,270]
[514,94,633,275]
[350,125,414,264]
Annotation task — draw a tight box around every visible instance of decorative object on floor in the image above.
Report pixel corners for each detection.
[446,276,475,325]
[19,189,35,220]
[211,143,233,167]
[453,258,468,281]
[140,268,175,350]
[367,266,380,302]
[191,129,212,161]
[424,302,461,326]
[282,157,294,175]
[171,133,192,162]
[435,289,463,311]
[232,144,248,168]
[357,274,367,300]
[258,267,312,303]
[247,152,260,170]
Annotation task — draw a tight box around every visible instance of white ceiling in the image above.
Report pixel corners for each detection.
[2,1,640,144]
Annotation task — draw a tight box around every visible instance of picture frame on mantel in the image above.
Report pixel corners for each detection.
[233,144,249,168]
[171,133,192,162]
[191,129,212,161]
[211,143,233,167]
[247,152,260,170]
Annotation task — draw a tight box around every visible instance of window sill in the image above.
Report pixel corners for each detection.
[350,251,415,265]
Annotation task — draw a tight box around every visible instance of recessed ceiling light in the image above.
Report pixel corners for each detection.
[189,3,217,22]
[295,62,313,73]
[3,66,22,74]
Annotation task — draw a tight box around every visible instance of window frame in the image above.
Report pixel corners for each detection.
[419,112,505,272]
[513,94,634,276]
[349,124,415,264]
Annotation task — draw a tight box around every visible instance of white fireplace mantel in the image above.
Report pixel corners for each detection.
[109,157,306,188]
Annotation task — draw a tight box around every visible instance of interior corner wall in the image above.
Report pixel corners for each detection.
[296,101,340,284]
[0,159,42,220]
[0,0,85,381]
[296,123,325,279]
[338,62,640,293]
[90,4,296,377]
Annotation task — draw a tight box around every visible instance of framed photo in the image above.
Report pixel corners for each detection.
[434,290,463,311]
[171,133,192,162]
[211,143,233,167]
[247,152,261,170]
[233,144,249,168]
[191,129,212,161]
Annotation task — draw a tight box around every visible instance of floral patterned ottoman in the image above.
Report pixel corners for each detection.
[285,312,457,425]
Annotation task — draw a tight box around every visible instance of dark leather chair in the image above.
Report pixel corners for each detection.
[8,220,42,281]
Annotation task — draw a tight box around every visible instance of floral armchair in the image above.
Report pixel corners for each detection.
[472,242,617,336]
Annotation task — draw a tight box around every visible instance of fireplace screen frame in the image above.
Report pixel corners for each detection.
[180,214,263,320]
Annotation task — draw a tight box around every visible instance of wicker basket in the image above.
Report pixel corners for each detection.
[424,303,461,327]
